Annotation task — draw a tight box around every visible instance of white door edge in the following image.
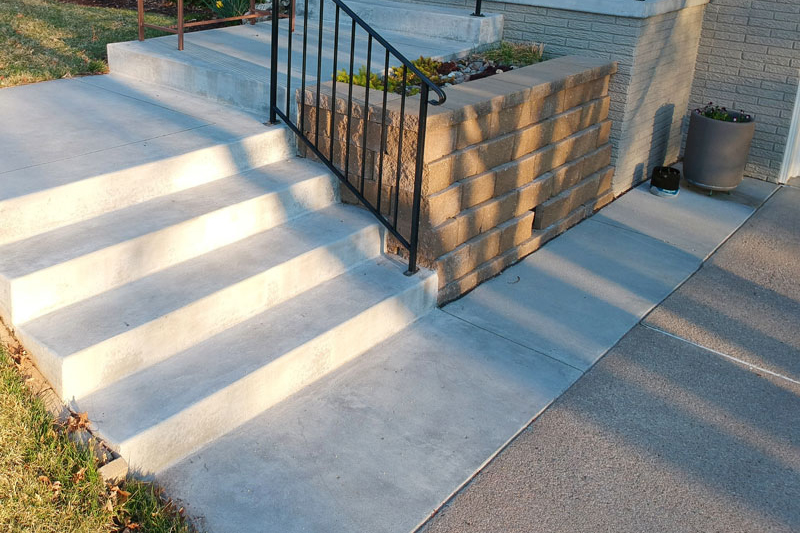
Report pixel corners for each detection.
[778,80,800,184]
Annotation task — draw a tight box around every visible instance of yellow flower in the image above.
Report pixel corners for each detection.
[216,1,223,7]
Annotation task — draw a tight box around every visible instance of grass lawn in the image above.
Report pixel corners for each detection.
[0,0,173,88]
[0,346,191,532]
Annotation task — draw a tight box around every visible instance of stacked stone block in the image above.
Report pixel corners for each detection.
[300,55,617,302]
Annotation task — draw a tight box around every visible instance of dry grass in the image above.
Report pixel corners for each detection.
[0,0,172,88]
[0,346,191,532]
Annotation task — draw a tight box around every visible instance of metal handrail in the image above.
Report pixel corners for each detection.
[268,0,446,273]
[326,0,446,106]
[136,0,293,50]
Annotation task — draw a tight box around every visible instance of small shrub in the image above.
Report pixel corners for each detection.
[478,41,545,67]
[696,102,752,123]
[200,0,250,18]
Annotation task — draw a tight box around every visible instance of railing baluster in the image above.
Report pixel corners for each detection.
[269,0,280,124]
[330,5,340,162]
[360,35,372,196]
[314,0,324,147]
[344,20,357,182]
[407,84,429,274]
[177,0,184,50]
[393,68,407,229]
[285,5,293,114]
[137,0,144,40]
[299,0,309,134]
[265,0,446,274]
[376,48,390,215]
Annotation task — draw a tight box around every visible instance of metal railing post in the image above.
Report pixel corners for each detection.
[177,0,184,50]
[472,0,483,17]
[406,84,430,276]
[137,0,145,40]
[250,0,256,24]
[269,0,280,124]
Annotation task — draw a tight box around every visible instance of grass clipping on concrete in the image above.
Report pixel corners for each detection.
[0,0,172,88]
[0,346,190,532]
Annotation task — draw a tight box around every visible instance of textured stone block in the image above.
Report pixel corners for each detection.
[597,119,613,146]
[516,174,555,215]
[533,165,613,229]
[453,133,516,180]
[549,156,586,197]
[581,144,613,179]
[423,182,462,226]
[458,190,519,244]
[579,96,611,129]
[461,170,497,209]
[418,216,464,260]
[498,211,535,252]
[512,119,556,159]
[455,113,501,150]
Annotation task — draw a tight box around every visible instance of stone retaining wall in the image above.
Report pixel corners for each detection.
[299,55,617,303]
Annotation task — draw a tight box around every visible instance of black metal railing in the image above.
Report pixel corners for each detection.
[268,0,446,274]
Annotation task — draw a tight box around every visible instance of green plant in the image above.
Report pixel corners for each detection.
[200,0,250,18]
[388,56,442,88]
[696,102,752,123]
[478,41,545,67]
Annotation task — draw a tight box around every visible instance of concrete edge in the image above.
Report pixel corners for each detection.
[0,317,128,484]
[488,0,710,19]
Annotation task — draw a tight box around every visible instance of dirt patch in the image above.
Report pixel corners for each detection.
[53,0,210,17]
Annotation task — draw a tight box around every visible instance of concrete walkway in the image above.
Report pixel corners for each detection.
[420,184,800,532]
[5,72,794,532]
[156,177,780,532]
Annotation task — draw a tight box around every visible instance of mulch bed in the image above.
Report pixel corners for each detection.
[53,0,208,16]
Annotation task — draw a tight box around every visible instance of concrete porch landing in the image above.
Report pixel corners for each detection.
[108,16,489,117]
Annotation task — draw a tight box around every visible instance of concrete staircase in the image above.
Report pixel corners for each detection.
[106,5,502,116]
[0,78,436,474]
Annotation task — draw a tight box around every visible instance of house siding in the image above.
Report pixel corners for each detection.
[688,0,800,182]
[408,0,706,194]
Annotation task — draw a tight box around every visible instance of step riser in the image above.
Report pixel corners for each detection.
[6,174,339,324]
[0,129,292,247]
[321,1,503,46]
[108,272,437,473]
[108,46,287,117]
[29,224,383,401]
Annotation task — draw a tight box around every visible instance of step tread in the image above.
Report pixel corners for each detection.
[0,158,330,279]
[80,257,432,444]
[0,108,274,203]
[20,204,380,358]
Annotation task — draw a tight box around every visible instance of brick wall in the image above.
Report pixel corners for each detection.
[689,0,800,182]
[300,56,617,302]
[405,1,706,194]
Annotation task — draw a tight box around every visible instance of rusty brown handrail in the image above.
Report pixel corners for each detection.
[137,0,294,50]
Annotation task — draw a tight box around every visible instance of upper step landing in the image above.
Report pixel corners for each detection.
[316,0,503,47]
[0,75,290,246]
[107,8,501,116]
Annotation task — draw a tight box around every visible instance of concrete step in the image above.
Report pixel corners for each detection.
[77,257,437,473]
[0,121,291,248]
[320,0,503,46]
[16,204,383,401]
[107,21,484,116]
[0,159,338,324]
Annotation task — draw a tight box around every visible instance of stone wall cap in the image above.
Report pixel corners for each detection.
[303,55,616,129]
[495,0,709,18]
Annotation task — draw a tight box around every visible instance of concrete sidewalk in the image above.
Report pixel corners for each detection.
[155,175,782,532]
[420,185,800,533]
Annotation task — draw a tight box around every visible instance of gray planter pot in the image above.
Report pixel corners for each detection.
[683,111,756,191]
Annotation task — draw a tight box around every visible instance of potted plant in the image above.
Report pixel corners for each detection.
[683,103,756,192]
